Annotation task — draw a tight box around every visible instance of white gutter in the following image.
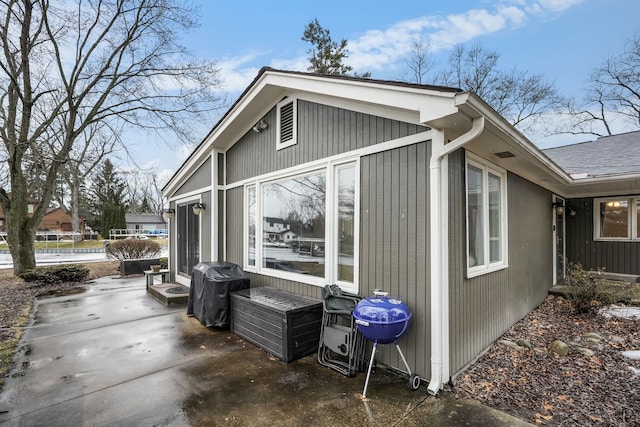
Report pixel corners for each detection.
[427,116,485,395]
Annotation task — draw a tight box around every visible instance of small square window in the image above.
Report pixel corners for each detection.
[593,198,638,240]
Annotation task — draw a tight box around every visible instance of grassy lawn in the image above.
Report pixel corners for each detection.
[18,238,168,250]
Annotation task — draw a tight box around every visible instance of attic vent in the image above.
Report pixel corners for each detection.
[276,98,297,150]
[494,151,515,158]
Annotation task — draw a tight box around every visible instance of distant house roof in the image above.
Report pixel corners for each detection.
[543,130,640,178]
[125,214,165,224]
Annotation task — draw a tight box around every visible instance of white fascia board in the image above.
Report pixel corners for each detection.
[265,72,460,125]
[163,80,281,196]
[456,93,572,184]
[165,70,460,195]
[564,174,640,198]
[163,152,213,198]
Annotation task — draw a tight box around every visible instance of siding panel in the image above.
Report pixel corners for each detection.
[224,99,430,377]
[175,157,212,196]
[359,140,431,378]
[566,197,640,274]
[226,100,428,185]
[448,149,553,376]
[225,187,243,265]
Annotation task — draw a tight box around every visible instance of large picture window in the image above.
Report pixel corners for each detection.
[466,154,507,277]
[262,171,326,278]
[245,161,358,291]
[594,197,640,241]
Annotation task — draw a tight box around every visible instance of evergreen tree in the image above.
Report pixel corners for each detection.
[91,159,128,237]
[302,19,370,77]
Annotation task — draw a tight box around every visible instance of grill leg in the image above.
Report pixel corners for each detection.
[362,341,378,399]
[394,340,412,375]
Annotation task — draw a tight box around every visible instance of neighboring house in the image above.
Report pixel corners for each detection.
[125,214,167,232]
[0,201,84,236]
[263,217,292,242]
[40,207,85,234]
[162,68,640,394]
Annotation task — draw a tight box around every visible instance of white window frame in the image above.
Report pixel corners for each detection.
[243,158,359,294]
[276,97,297,150]
[465,153,508,278]
[593,196,640,241]
[244,184,257,269]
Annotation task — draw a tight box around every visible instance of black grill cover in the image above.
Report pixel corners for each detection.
[187,262,250,328]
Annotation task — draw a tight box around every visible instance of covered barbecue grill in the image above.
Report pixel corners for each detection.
[187,261,249,328]
[353,290,420,398]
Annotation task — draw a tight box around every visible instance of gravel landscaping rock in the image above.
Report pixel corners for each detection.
[454,295,640,426]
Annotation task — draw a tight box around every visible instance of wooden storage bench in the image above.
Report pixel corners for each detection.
[231,287,323,363]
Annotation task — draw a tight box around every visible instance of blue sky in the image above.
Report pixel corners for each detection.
[142,0,640,180]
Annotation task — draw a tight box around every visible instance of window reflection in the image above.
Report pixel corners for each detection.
[262,172,326,278]
[247,186,256,266]
[337,165,355,283]
[599,200,629,238]
[467,165,484,267]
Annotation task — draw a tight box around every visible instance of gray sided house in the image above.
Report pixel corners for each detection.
[162,68,640,394]
[543,131,640,276]
[125,213,167,232]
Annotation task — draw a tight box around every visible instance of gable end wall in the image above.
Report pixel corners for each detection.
[225,99,427,184]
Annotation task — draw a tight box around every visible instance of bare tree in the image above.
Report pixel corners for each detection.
[121,166,165,214]
[55,122,119,238]
[558,33,640,137]
[0,0,221,275]
[437,42,565,133]
[402,37,435,85]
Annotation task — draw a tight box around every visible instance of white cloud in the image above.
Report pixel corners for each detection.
[347,6,528,72]
[213,1,583,91]
[216,54,263,93]
[532,0,584,13]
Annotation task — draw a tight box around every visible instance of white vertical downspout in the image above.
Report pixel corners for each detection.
[211,150,219,262]
[427,116,485,395]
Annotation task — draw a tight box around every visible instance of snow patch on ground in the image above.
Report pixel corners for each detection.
[599,304,640,320]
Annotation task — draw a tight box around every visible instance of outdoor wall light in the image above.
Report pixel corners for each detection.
[552,201,565,215]
[163,208,175,219]
[192,203,205,216]
[252,119,268,133]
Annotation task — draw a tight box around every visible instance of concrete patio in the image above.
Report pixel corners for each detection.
[0,275,532,426]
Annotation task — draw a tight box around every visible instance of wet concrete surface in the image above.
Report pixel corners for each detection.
[0,276,533,426]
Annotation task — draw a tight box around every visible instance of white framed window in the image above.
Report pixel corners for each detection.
[276,97,297,150]
[466,153,508,278]
[244,159,359,293]
[245,185,256,267]
[594,197,640,241]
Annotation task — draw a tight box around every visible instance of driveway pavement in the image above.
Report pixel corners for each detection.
[0,275,532,426]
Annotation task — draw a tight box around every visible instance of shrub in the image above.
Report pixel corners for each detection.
[106,238,160,260]
[565,262,612,313]
[159,257,168,269]
[19,264,90,284]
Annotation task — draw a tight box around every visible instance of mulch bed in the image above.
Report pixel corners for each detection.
[453,295,640,426]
